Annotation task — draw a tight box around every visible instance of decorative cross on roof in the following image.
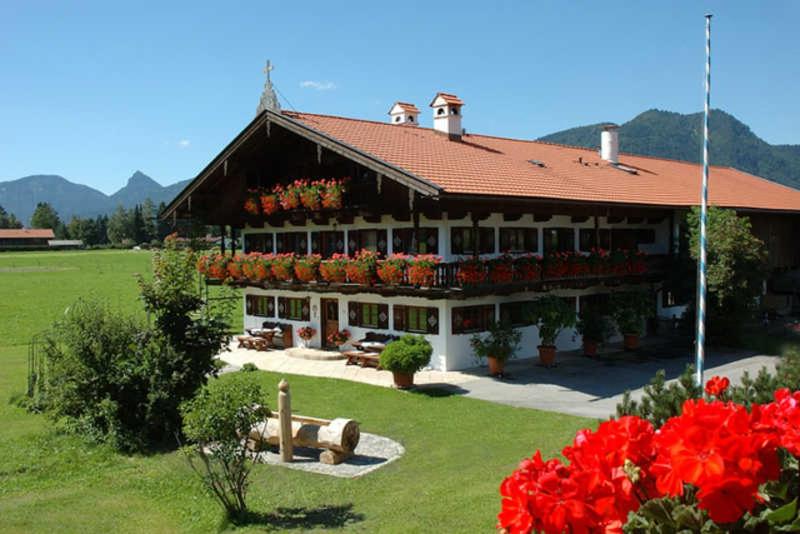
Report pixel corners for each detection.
[257,59,280,114]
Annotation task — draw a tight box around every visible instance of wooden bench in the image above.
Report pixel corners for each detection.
[343,350,382,369]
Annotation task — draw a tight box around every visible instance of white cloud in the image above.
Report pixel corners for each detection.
[178,139,191,148]
[299,80,337,91]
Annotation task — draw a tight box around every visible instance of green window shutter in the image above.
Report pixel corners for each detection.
[348,301,359,327]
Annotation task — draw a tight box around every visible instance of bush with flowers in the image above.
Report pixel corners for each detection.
[376,253,409,285]
[457,257,488,286]
[542,252,571,279]
[498,374,800,533]
[297,326,316,341]
[345,249,378,285]
[270,253,295,282]
[407,254,441,287]
[489,255,515,284]
[243,189,261,216]
[327,329,350,347]
[293,254,321,282]
[319,253,349,283]
[299,180,322,210]
[514,254,541,282]
[259,191,280,215]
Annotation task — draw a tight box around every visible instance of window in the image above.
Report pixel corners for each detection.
[245,295,274,317]
[347,229,388,255]
[499,301,534,327]
[579,229,611,251]
[543,228,575,253]
[392,228,439,254]
[579,293,610,314]
[311,231,345,258]
[276,232,308,255]
[500,228,538,253]
[451,227,495,255]
[277,297,309,321]
[452,304,495,334]
[394,305,439,334]
[348,301,389,329]
[244,233,273,253]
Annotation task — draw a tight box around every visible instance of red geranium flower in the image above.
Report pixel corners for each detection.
[704,375,730,397]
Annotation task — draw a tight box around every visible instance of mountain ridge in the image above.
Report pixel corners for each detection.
[0,172,190,224]
[538,109,800,190]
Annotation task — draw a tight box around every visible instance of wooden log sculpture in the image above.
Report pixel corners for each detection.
[249,414,360,465]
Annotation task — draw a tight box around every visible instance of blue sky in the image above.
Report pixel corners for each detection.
[1,1,798,194]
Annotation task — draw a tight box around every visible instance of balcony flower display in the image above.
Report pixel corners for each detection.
[299,180,322,211]
[259,191,280,215]
[227,254,244,279]
[608,249,629,275]
[587,248,610,275]
[345,249,378,285]
[274,182,301,210]
[498,385,800,533]
[201,254,229,280]
[319,253,349,283]
[407,254,441,287]
[457,257,488,286]
[627,249,647,274]
[542,252,570,278]
[245,253,273,282]
[243,189,261,215]
[514,254,541,281]
[567,252,590,276]
[270,253,295,282]
[376,253,409,285]
[294,254,321,282]
[320,177,347,209]
[489,254,514,284]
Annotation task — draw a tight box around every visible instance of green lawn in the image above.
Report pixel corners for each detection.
[0,250,592,533]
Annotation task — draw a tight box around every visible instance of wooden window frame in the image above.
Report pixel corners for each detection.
[450,227,495,255]
[543,227,575,253]
[277,297,310,321]
[394,305,439,335]
[244,232,274,253]
[276,232,308,255]
[348,301,390,329]
[499,227,538,254]
[245,294,275,317]
[391,227,439,255]
[311,230,345,258]
[451,304,496,334]
[499,301,534,327]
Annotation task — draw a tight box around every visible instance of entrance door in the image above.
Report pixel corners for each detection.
[320,298,339,349]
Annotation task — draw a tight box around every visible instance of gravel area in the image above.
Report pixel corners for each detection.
[253,432,405,478]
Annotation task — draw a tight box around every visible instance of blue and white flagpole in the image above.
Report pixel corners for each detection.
[695,14,712,387]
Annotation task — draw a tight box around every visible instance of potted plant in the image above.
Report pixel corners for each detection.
[205,254,230,280]
[542,252,570,279]
[319,253,349,283]
[275,182,301,210]
[227,254,245,281]
[525,295,576,366]
[576,306,612,357]
[379,334,432,389]
[243,189,261,216]
[376,253,408,285]
[259,191,280,215]
[345,249,378,285]
[407,254,440,287]
[294,254,321,282]
[271,253,295,282]
[299,180,322,211]
[320,178,347,209]
[457,257,487,286]
[327,329,350,350]
[470,321,521,377]
[514,254,541,282]
[610,290,653,350]
[489,254,514,284]
[297,326,316,348]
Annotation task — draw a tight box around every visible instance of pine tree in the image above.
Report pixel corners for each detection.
[0,205,23,229]
[30,202,62,231]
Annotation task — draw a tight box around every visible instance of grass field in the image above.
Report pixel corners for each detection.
[0,250,592,533]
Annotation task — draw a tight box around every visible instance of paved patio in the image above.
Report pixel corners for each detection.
[219,341,780,419]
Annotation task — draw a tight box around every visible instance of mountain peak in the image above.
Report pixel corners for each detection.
[126,170,160,188]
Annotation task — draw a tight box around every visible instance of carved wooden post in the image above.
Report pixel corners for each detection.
[278,379,293,462]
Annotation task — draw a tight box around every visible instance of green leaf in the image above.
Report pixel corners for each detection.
[767,498,799,525]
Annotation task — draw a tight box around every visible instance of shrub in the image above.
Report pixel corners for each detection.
[525,295,576,346]
[576,306,613,343]
[181,374,270,520]
[240,362,259,373]
[379,335,432,374]
[470,321,521,363]
[610,290,652,336]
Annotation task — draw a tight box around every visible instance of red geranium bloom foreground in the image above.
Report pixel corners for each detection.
[704,375,730,396]
[498,388,800,533]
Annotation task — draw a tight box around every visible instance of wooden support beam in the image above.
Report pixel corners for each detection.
[503,213,522,222]
[224,159,228,177]
[533,214,552,222]
[317,144,323,165]
[265,120,271,138]
[571,215,590,223]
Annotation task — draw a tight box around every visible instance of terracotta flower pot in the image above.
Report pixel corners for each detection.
[623,333,640,351]
[538,345,557,367]
[583,339,598,357]
[487,356,505,377]
[392,371,414,389]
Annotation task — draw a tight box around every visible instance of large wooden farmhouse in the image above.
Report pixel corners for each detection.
[163,85,800,371]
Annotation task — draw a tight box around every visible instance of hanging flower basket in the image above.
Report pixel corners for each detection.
[345,249,378,285]
[243,189,261,216]
[271,253,295,281]
[260,192,280,216]
[407,254,441,287]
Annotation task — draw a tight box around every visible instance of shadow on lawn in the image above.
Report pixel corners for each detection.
[230,504,364,531]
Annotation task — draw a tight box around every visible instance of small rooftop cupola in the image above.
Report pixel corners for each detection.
[430,92,464,139]
[600,123,619,164]
[388,102,420,126]
[256,60,281,115]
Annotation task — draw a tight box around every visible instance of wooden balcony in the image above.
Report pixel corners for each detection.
[208,255,668,300]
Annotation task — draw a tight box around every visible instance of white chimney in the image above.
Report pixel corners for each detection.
[388,102,420,126]
[600,124,619,164]
[430,92,463,139]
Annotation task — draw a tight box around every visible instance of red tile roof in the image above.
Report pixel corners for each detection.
[391,102,420,114]
[429,92,464,106]
[0,228,55,239]
[283,111,800,212]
